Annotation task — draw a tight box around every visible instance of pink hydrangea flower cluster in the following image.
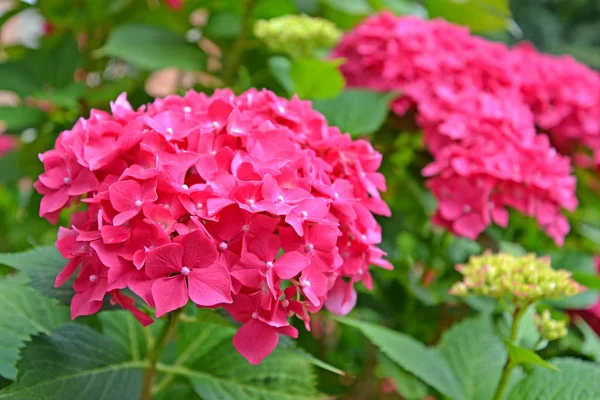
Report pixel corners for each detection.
[34,88,390,364]
[333,13,580,245]
[512,43,600,168]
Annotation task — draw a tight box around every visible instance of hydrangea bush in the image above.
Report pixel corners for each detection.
[0,2,599,400]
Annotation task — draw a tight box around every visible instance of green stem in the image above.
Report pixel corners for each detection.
[492,307,526,400]
[222,0,257,87]
[140,309,182,400]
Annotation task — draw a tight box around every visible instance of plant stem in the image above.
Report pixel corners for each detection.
[492,307,526,400]
[222,0,257,87]
[140,309,182,400]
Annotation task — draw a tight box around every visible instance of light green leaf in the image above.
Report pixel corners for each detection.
[548,250,598,310]
[290,59,345,100]
[100,24,207,71]
[268,56,295,94]
[321,0,372,15]
[377,352,429,400]
[436,315,507,400]
[507,358,600,400]
[576,319,600,363]
[159,322,319,400]
[0,246,73,303]
[0,62,40,98]
[0,281,69,380]
[34,34,82,89]
[312,89,395,136]
[370,0,428,17]
[0,324,146,399]
[0,107,45,133]
[426,0,511,33]
[337,317,463,400]
[253,0,297,19]
[572,271,600,291]
[505,341,559,371]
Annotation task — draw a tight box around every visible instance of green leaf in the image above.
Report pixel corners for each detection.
[370,0,428,17]
[0,62,40,98]
[268,56,295,94]
[337,317,463,400]
[507,358,600,400]
[253,0,297,19]
[436,315,507,400]
[576,319,600,363]
[377,353,429,400]
[312,89,395,136]
[572,271,600,291]
[504,341,559,371]
[100,24,207,71]
[290,59,345,100]
[159,322,319,400]
[425,0,511,33]
[0,246,73,303]
[321,0,372,15]
[0,107,45,133]
[0,324,145,399]
[99,310,154,362]
[0,281,69,380]
[548,250,599,310]
[34,34,82,89]
[203,12,242,38]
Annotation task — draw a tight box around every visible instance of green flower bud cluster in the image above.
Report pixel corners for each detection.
[449,252,584,307]
[534,310,568,341]
[254,15,342,59]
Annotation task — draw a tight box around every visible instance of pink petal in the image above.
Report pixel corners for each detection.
[248,231,281,262]
[325,278,357,316]
[145,243,184,278]
[55,259,81,288]
[274,252,310,280]
[175,230,218,269]
[109,180,142,212]
[187,263,232,306]
[233,319,279,365]
[151,275,189,317]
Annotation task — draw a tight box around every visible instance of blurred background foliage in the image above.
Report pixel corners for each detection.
[0,0,599,398]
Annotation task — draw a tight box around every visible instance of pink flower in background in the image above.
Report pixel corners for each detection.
[333,13,583,246]
[0,135,16,157]
[36,88,390,365]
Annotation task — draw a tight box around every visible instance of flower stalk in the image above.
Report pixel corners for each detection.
[140,309,182,400]
[492,306,526,400]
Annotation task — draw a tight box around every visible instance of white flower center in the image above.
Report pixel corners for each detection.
[247,199,255,205]
[281,299,289,308]
[251,312,258,319]
[242,225,250,232]
[166,128,173,135]
[63,177,71,185]
[302,280,311,288]
[334,192,339,198]
[276,195,284,203]
[135,200,143,207]
[181,266,191,276]
[305,243,314,252]
[462,204,471,213]
[219,242,228,250]
[182,184,189,190]
[195,203,203,210]
[300,211,308,219]
[266,261,274,269]
[183,106,192,113]
[89,274,97,282]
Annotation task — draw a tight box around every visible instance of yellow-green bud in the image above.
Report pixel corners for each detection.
[449,252,585,307]
[534,310,568,341]
[254,15,342,59]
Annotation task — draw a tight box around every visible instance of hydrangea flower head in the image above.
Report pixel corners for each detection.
[534,309,568,342]
[450,252,584,307]
[36,89,391,365]
[333,13,581,246]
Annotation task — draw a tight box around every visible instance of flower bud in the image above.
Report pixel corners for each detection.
[449,252,585,307]
[534,310,568,341]
[254,15,342,59]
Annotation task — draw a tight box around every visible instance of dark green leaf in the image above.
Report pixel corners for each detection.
[337,317,463,400]
[377,353,429,400]
[0,324,145,399]
[0,63,39,98]
[204,12,242,38]
[0,281,69,380]
[0,246,74,303]
[253,0,297,19]
[100,24,207,71]
[312,89,395,136]
[505,341,559,371]
[0,107,45,133]
[507,358,600,400]
[99,310,154,361]
[290,59,345,100]
[436,315,507,400]
[34,34,82,89]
